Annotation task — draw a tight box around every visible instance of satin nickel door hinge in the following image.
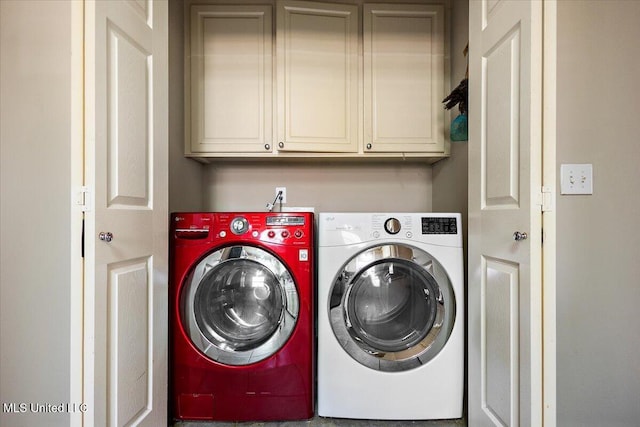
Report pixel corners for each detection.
[76,186,91,212]
[538,186,553,212]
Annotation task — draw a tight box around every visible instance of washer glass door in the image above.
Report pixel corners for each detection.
[181,245,299,365]
[329,244,455,371]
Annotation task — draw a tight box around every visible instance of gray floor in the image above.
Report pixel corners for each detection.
[174,416,466,427]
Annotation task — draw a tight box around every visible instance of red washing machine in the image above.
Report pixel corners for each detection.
[170,212,315,421]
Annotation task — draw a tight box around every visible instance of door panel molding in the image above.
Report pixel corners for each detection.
[106,21,152,208]
[482,256,520,426]
[107,256,153,425]
[482,24,521,209]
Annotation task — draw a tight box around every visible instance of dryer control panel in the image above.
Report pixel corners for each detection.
[421,217,458,234]
[318,212,462,248]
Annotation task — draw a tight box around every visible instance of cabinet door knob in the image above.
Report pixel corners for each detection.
[99,232,114,243]
[513,231,528,241]
[366,143,372,150]
[264,144,270,150]
[278,142,284,148]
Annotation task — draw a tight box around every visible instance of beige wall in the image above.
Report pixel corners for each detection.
[203,162,432,212]
[556,1,640,425]
[432,0,468,241]
[169,0,203,213]
[0,1,72,426]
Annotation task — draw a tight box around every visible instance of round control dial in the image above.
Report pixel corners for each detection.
[230,217,249,235]
[384,217,401,235]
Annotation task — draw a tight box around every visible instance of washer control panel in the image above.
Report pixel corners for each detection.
[172,213,315,263]
[216,213,310,244]
[266,216,305,226]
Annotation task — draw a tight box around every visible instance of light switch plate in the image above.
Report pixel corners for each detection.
[560,164,593,195]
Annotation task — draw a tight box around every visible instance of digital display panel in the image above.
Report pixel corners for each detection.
[266,216,305,226]
[421,217,457,234]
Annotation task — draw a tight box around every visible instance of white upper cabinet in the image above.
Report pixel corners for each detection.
[363,3,446,153]
[184,1,449,161]
[276,0,359,153]
[187,5,273,154]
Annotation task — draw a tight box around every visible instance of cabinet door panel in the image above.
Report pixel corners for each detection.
[277,0,358,152]
[188,5,272,154]
[364,4,445,153]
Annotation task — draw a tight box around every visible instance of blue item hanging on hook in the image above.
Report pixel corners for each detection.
[450,113,468,142]
[443,43,469,143]
[443,77,468,142]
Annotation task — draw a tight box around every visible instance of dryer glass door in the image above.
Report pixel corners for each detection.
[346,259,437,352]
[329,244,455,371]
[181,245,299,365]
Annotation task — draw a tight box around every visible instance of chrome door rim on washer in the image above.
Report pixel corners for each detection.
[181,245,299,366]
[328,243,455,372]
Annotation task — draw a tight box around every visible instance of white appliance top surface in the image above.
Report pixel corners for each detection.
[319,212,462,248]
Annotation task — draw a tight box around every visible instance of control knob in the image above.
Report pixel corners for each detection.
[230,217,249,235]
[384,218,401,235]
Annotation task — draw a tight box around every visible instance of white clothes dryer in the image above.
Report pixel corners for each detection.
[317,213,464,420]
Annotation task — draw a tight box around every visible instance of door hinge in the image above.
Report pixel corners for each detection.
[76,186,91,212]
[538,186,553,212]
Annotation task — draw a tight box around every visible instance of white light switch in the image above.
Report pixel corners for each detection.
[560,164,593,195]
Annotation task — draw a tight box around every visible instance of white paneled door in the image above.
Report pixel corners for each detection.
[83,0,168,426]
[468,1,543,426]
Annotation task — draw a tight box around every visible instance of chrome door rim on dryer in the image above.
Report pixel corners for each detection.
[328,242,455,372]
[181,244,299,366]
